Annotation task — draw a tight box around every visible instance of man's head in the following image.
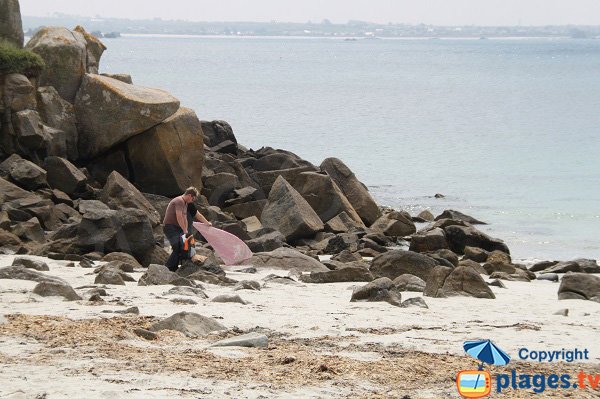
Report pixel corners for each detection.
[182,186,199,203]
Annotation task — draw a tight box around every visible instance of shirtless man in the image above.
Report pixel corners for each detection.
[162,187,211,271]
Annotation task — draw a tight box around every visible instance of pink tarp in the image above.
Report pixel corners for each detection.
[193,222,253,266]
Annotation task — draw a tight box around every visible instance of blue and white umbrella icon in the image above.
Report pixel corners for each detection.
[464,339,511,369]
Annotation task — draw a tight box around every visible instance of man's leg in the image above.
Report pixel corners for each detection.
[164,225,183,272]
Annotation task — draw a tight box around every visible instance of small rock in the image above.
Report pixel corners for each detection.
[553,309,569,317]
[211,294,248,305]
[233,280,261,291]
[87,288,107,296]
[488,279,507,288]
[12,257,49,271]
[133,328,157,340]
[88,294,103,302]
[164,286,207,298]
[400,297,429,309]
[537,273,559,282]
[79,258,94,268]
[65,262,75,268]
[94,269,126,285]
[33,281,82,301]
[281,356,296,365]
[171,298,198,305]
[149,312,226,337]
[115,306,140,315]
[434,193,445,198]
[211,332,268,348]
[239,267,257,274]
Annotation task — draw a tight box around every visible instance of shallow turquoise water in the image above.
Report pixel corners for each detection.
[100,36,600,261]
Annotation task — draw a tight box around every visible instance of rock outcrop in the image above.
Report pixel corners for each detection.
[320,157,381,226]
[261,176,324,242]
[0,0,24,48]
[126,107,204,196]
[75,74,180,159]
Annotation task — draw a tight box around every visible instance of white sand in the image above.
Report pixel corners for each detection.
[1,254,599,398]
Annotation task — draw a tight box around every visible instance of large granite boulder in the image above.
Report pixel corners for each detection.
[25,27,87,103]
[245,228,286,253]
[370,250,439,281]
[260,176,324,242]
[76,203,155,263]
[249,247,328,273]
[10,110,68,160]
[435,210,486,225]
[543,259,600,274]
[558,273,600,302]
[0,0,24,48]
[425,266,495,299]
[138,264,179,286]
[0,176,37,203]
[6,157,48,190]
[75,74,180,159]
[409,228,448,253]
[252,166,317,195]
[73,26,106,74]
[325,211,364,233]
[320,157,381,226]
[292,172,364,226]
[393,274,426,292]
[36,86,78,160]
[370,212,416,237]
[43,156,87,195]
[444,225,510,255]
[201,120,237,154]
[2,74,36,112]
[99,171,160,226]
[126,107,203,196]
[300,265,373,283]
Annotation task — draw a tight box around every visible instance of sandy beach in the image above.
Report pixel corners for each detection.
[1,254,599,399]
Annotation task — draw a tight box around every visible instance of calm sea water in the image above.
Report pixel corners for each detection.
[100,35,600,261]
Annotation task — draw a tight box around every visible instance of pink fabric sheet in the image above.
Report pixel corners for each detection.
[193,222,253,265]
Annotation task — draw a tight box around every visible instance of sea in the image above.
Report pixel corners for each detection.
[98,35,600,262]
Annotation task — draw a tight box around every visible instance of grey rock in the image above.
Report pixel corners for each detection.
[537,273,559,282]
[138,264,177,286]
[99,171,160,226]
[370,250,439,281]
[8,158,48,190]
[36,86,78,160]
[133,328,157,340]
[0,0,24,47]
[211,332,268,348]
[211,294,248,304]
[320,157,381,226]
[371,213,416,238]
[250,247,328,273]
[488,279,507,288]
[558,273,600,302]
[458,259,487,274]
[12,256,49,271]
[233,280,261,291]
[44,157,87,195]
[463,246,490,263]
[115,306,140,315]
[101,252,142,270]
[529,260,559,272]
[26,27,87,102]
[435,209,486,225]
[409,228,448,253]
[164,286,208,299]
[149,312,226,337]
[260,176,324,242]
[401,297,429,309]
[94,269,126,285]
[392,274,426,292]
[425,266,495,299]
[553,309,569,317]
[33,281,82,301]
[75,74,180,159]
[12,217,45,242]
[125,107,203,197]
[444,225,509,255]
[300,266,373,283]
[187,270,237,286]
[350,277,402,306]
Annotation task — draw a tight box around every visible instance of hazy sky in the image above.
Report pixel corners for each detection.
[19,0,600,26]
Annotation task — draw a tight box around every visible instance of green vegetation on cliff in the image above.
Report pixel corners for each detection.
[0,39,45,77]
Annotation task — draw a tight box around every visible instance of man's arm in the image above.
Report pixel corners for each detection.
[176,202,188,232]
[194,211,212,226]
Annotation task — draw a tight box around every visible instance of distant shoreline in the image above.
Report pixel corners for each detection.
[118,33,581,40]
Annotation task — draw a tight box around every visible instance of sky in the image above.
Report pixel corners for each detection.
[19,0,600,26]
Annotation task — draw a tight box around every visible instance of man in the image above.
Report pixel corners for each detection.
[163,187,211,271]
